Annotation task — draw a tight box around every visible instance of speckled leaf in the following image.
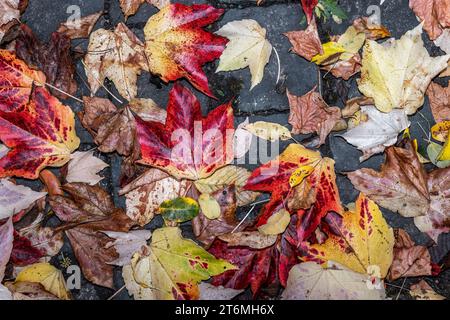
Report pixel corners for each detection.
[302,193,395,278]
[158,197,199,224]
[144,4,228,97]
[123,227,236,300]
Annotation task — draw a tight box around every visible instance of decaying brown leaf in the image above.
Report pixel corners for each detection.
[410,280,446,300]
[57,11,102,40]
[0,0,27,43]
[427,82,450,124]
[388,229,432,281]
[218,231,277,250]
[284,18,323,61]
[321,54,362,80]
[119,0,170,19]
[352,17,391,40]
[341,96,374,118]
[287,87,341,145]
[409,0,450,40]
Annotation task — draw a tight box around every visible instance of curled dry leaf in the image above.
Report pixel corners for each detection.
[103,230,152,266]
[321,54,362,80]
[15,24,77,99]
[218,231,277,250]
[57,11,102,40]
[136,83,234,180]
[284,17,323,61]
[358,25,449,115]
[341,96,374,118]
[120,168,192,226]
[0,51,80,179]
[409,0,450,40]
[84,23,149,101]
[123,227,236,300]
[302,193,395,278]
[282,261,385,300]
[199,282,243,300]
[287,87,341,146]
[216,19,272,90]
[0,179,46,219]
[340,106,410,161]
[427,82,450,124]
[388,229,432,281]
[192,185,242,248]
[144,4,227,97]
[0,0,27,43]
[66,150,109,186]
[119,0,170,19]
[15,262,70,300]
[194,165,260,207]
[244,121,292,142]
[352,17,391,41]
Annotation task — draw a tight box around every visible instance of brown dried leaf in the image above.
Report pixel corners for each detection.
[409,0,450,40]
[5,281,59,300]
[0,0,27,43]
[352,17,391,40]
[321,53,361,80]
[284,18,323,61]
[57,11,102,40]
[287,87,341,146]
[342,96,374,118]
[410,280,446,300]
[218,231,277,249]
[119,0,170,19]
[427,82,450,124]
[388,229,432,281]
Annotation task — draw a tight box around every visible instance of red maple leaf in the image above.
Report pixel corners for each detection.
[136,83,234,180]
[301,0,319,24]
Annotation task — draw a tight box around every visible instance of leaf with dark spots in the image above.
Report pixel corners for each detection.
[57,11,102,40]
[15,24,77,100]
[11,231,43,267]
[136,83,235,180]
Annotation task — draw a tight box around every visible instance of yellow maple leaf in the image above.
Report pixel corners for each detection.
[358,25,449,115]
[302,193,394,278]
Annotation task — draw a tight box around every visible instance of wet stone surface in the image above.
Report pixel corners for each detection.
[15,0,450,299]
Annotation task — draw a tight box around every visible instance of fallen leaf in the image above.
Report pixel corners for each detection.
[244,121,292,142]
[284,17,323,61]
[348,142,450,242]
[218,231,278,250]
[5,281,59,300]
[301,193,395,278]
[136,83,234,180]
[192,185,241,248]
[15,262,70,300]
[409,0,450,40]
[11,231,43,266]
[49,183,135,288]
[57,11,102,40]
[103,230,152,266]
[0,284,11,300]
[427,82,450,124]
[194,166,260,207]
[120,168,192,226]
[427,142,450,168]
[258,208,290,235]
[144,4,227,97]
[287,87,341,146]
[0,52,80,179]
[119,0,170,19]
[352,17,391,40]
[0,217,13,280]
[158,197,199,224]
[84,23,149,101]
[66,151,108,186]
[199,282,243,300]
[301,0,319,25]
[388,229,432,281]
[198,194,221,220]
[281,261,385,300]
[0,0,27,43]
[123,227,236,300]
[341,96,374,118]
[216,19,272,90]
[410,280,446,300]
[311,41,346,65]
[340,106,410,161]
[431,121,450,143]
[358,25,449,114]
[15,24,77,99]
[0,179,46,219]
[321,54,362,80]
[245,144,342,242]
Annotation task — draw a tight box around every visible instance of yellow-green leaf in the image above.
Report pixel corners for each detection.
[123,227,236,300]
[158,197,199,223]
[289,165,315,188]
[258,209,291,235]
[15,263,70,300]
[244,121,292,142]
[312,41,346,65]
[198,194,221,220]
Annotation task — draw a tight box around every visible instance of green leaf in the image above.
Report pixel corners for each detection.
[158,197,199,223]
[427,142,450,168]
[318,0,348,20]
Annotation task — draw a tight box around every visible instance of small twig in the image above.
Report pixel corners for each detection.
[44,82,83,103]
[241,198,270,207]
[395,277,408,300]
[273,46,281,85]
[232,205,255,233]
[80,60,123,104]
[108,285,126,300]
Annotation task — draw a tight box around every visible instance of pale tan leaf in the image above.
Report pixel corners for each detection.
[66,151,109,186]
